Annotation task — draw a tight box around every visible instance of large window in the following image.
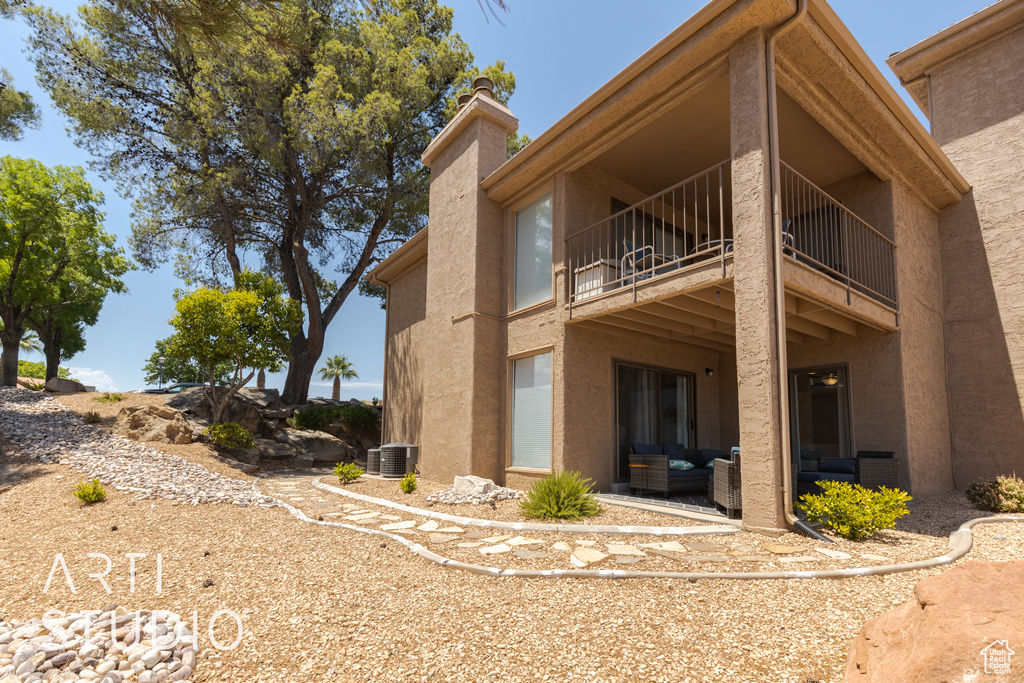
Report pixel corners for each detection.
[510,352,552,469]
[615,364,695,481]
[514,191,553,310]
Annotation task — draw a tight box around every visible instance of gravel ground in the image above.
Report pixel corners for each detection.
[2,389,1022,682]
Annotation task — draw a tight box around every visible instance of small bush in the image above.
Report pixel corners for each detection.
[400,472,417,494]
[93,392,124,404]
[797,481,911,541]
[337,403,380,429]
[520,470,602,521]
[291,404,381,432]
[22,380,45,391]
[205,422,255,449]
[966,475,1024,513]
[291,406,337,432]
[74,478,107,504]
[83,411,102,424]
[334,462,364,485]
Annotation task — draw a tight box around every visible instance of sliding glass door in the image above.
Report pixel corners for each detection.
[615,364,695,481]
[789,366,851,468]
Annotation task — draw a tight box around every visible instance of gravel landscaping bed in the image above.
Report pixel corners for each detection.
[0,388,274,507]
[2,388,1022,682]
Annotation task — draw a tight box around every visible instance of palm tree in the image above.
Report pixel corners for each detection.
[318,355,358,401]
[257,359,285,390]
[19,331,43,356]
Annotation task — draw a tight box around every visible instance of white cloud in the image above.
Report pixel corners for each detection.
[67,367,118,392]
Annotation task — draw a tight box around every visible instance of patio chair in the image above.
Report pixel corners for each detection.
[712,447,742,519]
[621,240,678,281]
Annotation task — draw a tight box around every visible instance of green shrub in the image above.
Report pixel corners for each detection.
[291,404,381,432]
[74,478,107,504]
[520,470,602,521]
[21,380,45,391]
[966,475,1024,513]
[400,472,417,494]
[334,462,364,485]
[797,481,911,541]
[337,403,380,429]
[93,392,124,404]
[17,360,72,381]
[205,422,255,449]
[291,405,338,432]
[83,411,101,424]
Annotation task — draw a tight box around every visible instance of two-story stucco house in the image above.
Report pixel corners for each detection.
[367,0,1024,533]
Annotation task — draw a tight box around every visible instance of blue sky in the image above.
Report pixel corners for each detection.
[0,0,990,396]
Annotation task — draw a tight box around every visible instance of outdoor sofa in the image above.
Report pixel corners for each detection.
[628,444,729,496]
[795,450,898,497]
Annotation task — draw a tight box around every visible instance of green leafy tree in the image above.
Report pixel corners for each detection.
[0,157,131,386]
[19,329,42,355]
[17,358,71,380]
[0,70,40,142]
[167,270,301,422]
[142,336,234,386]
[27,0,520,404]
[318,354,357,401]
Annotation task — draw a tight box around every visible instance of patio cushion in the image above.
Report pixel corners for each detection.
[663,444,693,459]
[693,448,728,467]
[669,460,695,471]
[633,443,663,455]
[819,458,856,475]
[668,467,711,479]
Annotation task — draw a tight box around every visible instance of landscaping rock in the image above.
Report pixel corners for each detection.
[453,475,496,497]
[845,560,1024,681]
[274,429,349,463]
[254,439,296,460]
[44,377,86,393]
[167,388,275,437]
[112,405,193,445]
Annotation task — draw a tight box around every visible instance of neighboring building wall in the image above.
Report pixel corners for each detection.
[929,26,1024,486]
[382,259,429,447]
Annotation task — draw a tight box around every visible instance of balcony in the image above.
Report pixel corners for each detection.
[566,160,733,308]
[565,159,897,314]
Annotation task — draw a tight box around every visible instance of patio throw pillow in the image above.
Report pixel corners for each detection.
[669,460,695,471]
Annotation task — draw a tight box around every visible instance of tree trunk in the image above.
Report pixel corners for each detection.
[43,324,63,381]
[257,368,266,390]
[332,376,340,401]
[0,331,21,387]
[281,333,319,405]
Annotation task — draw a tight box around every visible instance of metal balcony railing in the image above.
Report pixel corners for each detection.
[565,159,732,308]
[780,162,898,309]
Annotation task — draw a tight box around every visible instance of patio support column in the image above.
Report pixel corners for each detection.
[729,31,788,534]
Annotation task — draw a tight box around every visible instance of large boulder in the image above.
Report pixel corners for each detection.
[45,377,86,393]
[167,387,275,437]
[112,405,193,445]
[845,560,1024,681]
[275,429,349,464]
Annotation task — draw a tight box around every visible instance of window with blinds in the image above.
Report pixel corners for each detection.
[510,352,552,469]
[514,191,553,310]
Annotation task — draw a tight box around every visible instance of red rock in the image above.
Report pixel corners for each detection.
[845,561,1024,681]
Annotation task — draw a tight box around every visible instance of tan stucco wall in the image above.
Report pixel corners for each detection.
[890,181,955,496]
[417,105,516,485]
[383,259,428,447]
[929,26,1024,486]
[730,31,788,532]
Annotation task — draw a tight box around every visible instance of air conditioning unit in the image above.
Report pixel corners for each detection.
[366,448,381,475]
[380,443,418,478]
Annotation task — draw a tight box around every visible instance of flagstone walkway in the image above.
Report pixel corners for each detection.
[251,471,985,579]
